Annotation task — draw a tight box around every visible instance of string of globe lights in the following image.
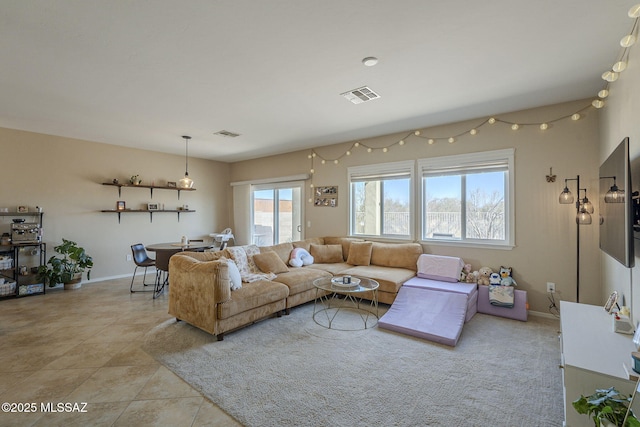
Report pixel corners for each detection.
[306,3,640,198]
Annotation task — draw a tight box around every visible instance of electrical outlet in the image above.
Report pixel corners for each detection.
[126,254,132,261]
[546,282,556,293]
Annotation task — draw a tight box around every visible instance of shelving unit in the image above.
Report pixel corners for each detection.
[100,209,195,223]
[0,211,46,298]
[101,182,196,199]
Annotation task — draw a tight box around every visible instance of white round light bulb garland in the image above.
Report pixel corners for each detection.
[305,4,639,202]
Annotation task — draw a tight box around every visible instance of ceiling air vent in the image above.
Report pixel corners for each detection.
[340,86,380,104]
[214,130,241,138]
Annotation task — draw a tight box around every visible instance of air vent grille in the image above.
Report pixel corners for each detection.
[214,130,241,138]
[340,86,381,104]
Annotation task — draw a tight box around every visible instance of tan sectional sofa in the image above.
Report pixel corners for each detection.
[168,237,422,340]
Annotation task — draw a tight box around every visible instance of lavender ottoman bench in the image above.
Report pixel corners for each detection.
[378,286,468,346]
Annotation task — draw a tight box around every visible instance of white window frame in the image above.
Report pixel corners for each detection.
[347,160,415,240]
[418,148,515,249]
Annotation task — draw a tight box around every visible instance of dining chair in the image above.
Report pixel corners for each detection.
[130,244,157,293]
[153,249,178,298]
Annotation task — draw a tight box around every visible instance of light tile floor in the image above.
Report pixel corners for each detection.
[0,277,242,427]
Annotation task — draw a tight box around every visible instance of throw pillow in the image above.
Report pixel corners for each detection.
[253,251,290,274]
[219,256,242,290]
[309,244,343,263]
[346,241,373,266]
[227,245,277,282]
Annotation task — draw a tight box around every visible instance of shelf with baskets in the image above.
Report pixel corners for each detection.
[0,211,46,298]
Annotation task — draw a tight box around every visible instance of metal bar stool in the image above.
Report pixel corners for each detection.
[130,244,157,293]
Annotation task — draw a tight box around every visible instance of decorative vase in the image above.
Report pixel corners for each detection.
[64,277,82,290]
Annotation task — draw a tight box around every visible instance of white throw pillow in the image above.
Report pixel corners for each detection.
[220,256,242,290]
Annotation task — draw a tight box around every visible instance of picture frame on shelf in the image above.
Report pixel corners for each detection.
[167,181,177,188]
[17,206,28,213]
[147,203,159,211]
[116,201,126,211]
[604,291,619,314]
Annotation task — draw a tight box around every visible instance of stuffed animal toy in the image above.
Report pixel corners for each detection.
[460,263,472,282]
[288,247,314,268]
[499,266,517,287]
[489,272,501,285]
[466,271,478,283]
[476,266,493,286]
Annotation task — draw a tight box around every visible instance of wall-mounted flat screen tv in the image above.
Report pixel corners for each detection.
[599,137,634,267]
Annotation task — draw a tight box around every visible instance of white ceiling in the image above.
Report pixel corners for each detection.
[0,1,636,162]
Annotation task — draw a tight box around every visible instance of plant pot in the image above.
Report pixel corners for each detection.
[64,277,82,290]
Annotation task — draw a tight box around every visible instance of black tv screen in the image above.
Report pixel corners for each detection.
[599,137,634,267]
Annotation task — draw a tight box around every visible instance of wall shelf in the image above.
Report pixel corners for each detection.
[102,182,196,199]
[100,209,195,223]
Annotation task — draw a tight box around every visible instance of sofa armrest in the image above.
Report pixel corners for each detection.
[168,253,232,335]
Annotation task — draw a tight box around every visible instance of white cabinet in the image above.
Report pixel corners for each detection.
[560,301,636,426]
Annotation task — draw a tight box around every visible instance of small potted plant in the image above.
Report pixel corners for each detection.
[573,387,640,426]
[37,239,93,290]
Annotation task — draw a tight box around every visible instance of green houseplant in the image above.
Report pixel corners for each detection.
[37,238,93,289]
[573,387,640,427]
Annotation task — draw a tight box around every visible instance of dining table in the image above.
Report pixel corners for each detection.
[146,241,214,298]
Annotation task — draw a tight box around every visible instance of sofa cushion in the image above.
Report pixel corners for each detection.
[273,268,331,295]
[310,244,343,263]
[305,262,352,276]
[253,251,290,274]
[346,241,373,266]
[260,242,294,264]
[217,280,289,320]
[370,242,422,271]
[323,236,365,261]
[341,265,417,295]
[292,238,324,252]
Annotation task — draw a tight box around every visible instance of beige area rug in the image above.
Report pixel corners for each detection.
[143,302,563,427]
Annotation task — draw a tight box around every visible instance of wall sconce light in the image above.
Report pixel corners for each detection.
[558,175,592,303]
[601,175,625,203]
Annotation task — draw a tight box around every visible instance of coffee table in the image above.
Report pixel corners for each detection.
[312,276,379,330]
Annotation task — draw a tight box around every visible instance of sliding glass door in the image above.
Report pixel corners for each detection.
[251,182,303,246]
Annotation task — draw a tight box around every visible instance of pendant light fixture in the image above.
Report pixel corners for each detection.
[179,135,194,189]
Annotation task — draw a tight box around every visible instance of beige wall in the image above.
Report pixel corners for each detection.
[0,128,230,281]
[599,45,640,322]
[230,99,602,314]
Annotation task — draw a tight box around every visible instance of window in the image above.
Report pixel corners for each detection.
[348,161,414,239]
[251,182,303,245]
[418,149,514,247]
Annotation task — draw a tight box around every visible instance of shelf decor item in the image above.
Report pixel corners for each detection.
[116,201,126,211]
[37,239,93,290]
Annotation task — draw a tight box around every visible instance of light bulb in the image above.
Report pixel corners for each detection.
[621,34,636,47]
[334,159,339,164]
[540,123,548,130]
[310,168,314,173]
[602,71,619,82]
[613,61,627,72]
[310,184,314,188]
[448,137,455,143]
[592,99,605,108]
[470,129,477,135]
[488,118,496,124]
[308,198,312,203]
[629,4,640,18]
[346,151,351,156]
[308,154,312,159]
[414,130,421,136]
[598,89,609,98]
[428,139,435,145]
[312,152,316,157]
[367,148,372,153]
[511,124,519,130]
[399,140,405,145]
[571,113,581,121]
[382,147,388,153]
[354,142,360,147]
[321,159,326,164]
